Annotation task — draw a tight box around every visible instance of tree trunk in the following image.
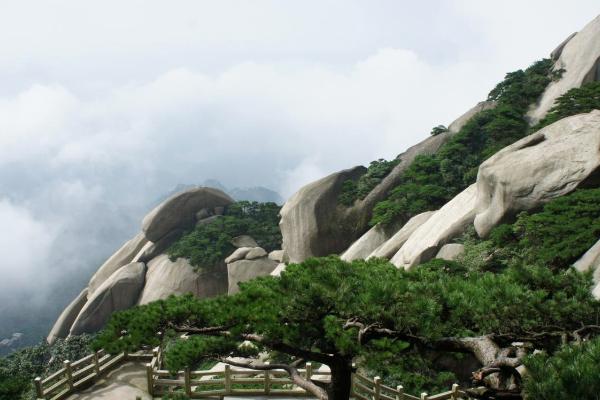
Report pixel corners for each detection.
[326,359,353,400]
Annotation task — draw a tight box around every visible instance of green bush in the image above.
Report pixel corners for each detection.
[533,80,600,131]
[523,337,600,400]
[167,201,282,269]
[0,335,93,400]
[339,158,400,206]
[487,188,600,270]
[370,59,555,226]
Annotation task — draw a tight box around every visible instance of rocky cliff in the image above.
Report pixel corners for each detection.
[49,14,600,343]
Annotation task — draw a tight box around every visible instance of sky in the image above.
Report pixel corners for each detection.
[0,0,599,344]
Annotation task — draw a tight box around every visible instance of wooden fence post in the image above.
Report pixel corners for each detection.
[184,367,192,397]
[93,351,101,375]
[64,360,74,391]
[224,364,232,394]
[264,361,271,395]
[396,385,404,400]
[420,393,428,400]
[374,376,381,400]
[146,363,154,397]
[451,383,459,400]
[34,377,43,399]
[305,362,313,380]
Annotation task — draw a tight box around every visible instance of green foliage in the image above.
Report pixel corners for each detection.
[370,59,555,226]
[167,201,282,268]
[95,248,599,393]
[0,335,93,400]
[523,337,600,400]
[339,158,400,206]
[430,125,448,136]
[487,188,600,270]
[533,80,600,130]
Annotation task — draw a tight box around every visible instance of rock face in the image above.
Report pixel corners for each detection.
[47,289,88,344]
[87,233,148,296]
[270,263,286,277]
[392,184,478,269]
[142,187,233,242]
[268,250,284,263]
[435,244,465,261]
[245,247,268,260]
[528,16,600,124]
[280,166,366,263]
[573,239,600,299]
[70,263,146,335]
[474,111,600,237]
[447,101,496,133]
[135,229,184,264]
[341,222,402,262]
[369,211,435,260]
[227,258,278,294]
[225,247,253,264]
[137,255,227,305]
[280,99,492,264]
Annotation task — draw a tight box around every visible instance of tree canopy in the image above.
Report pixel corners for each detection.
[167,201,282,268]
[96,186,600,400]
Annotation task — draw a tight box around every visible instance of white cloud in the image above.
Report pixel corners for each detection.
[0,199,55,292]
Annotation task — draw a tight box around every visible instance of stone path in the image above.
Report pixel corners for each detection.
[65,361,152,400]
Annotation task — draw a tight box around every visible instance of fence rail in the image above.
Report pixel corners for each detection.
[35,345,472,400]
[34,350,152,400]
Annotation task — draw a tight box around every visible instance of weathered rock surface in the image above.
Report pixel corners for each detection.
[47,289,88,344]
[341,222,402,261]
[227,258,278,294]
[270,263,286,277]
[225,247,253,264]
[574,238,600,299]
[435,243,465,261]
[474,111,600,237]
[369,211,435,260]
[70,263,146,335]
[135,229,184,264]
[448,101,496,133]
[281,130,456,263]
[528,16,600,124]
[137,255,227,305]
[268,250,284,263]
[245,247,268,260]
[231,235,258,248]
[280,166,366,263]
[142,187,233,242]
[87,233,147,296]
[392,184,478,269]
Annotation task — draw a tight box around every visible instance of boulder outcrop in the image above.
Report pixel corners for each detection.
[435,243,465,261]
[474,111,600,237]
[137,255,227,305]
[391,184,477,269]
[142,187,233,242]
[280,99,493,264]
[528,16,600,124]
[574,238,600,299]
[70,262,146,335]
[368,211,435,260]
[231,235,258,248]
[227,258,278,294]
[47,289,88,344]
[87,233,147,296]
[341,222,402,262]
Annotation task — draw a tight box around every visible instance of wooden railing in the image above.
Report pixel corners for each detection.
[147,348,471,400]
[34,344,472,400]
[34,350,152,400]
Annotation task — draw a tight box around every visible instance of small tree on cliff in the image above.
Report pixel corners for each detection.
[95,255,600,400]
